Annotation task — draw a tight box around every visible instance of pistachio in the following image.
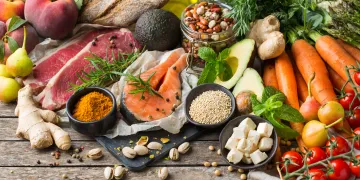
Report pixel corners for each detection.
[178,142,190,154]
[147,142,163,150]
[114,166,126,179]
[134,145,149,156]
[104,167,114,180]
[158,167,169,180]
[122,147,137,159]
[87,148,103,160]
[169,148,179,161]
[136,136,149,146]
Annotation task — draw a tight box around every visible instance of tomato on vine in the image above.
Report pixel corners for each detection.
[280,151,304,173]
[354,127,360,150]
[325,136,350,156]
[339,90,360,110]
[350,155,360,177]
[328,159,351,180]
[347,108,360,129]
[354,71,360,85]
[306,147,327,168]
[306,168,327,180]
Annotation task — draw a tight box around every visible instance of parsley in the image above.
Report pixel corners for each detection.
[197,47,232,85]
[250,86,305,139]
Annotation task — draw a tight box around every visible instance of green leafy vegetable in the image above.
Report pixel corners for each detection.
[197,47,231,85]
[7,16,27,33]
[70,51,141,91]
[250,86,305,139]
[0,40,4,63]
[7,37,19,53]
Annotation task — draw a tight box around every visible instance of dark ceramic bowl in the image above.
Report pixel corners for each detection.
[219,115,278,169]
[66,87,117,136]
[184,83,236,128]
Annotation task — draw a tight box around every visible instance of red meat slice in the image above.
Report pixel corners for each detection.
[36,29,141,110]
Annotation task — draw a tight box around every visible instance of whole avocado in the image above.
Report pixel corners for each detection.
[135,9,181,51]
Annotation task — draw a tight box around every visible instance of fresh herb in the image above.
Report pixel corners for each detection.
[122,72,163,100]
[250,86,305,139]
[70,51,140,91]
[223,0,257,37]
[197,47,232,85]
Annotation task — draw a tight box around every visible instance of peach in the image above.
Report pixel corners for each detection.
[25,0,78,40]
[4,18,39,60]
[0,0,24,22]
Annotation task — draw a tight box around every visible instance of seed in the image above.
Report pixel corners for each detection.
[208,145,215,151]
[216,149,221,155]
[51,152,55,156]
[169,148,179,161]
[280,140,286,145]
[206,29,213,33]
[211,162,218,167]
[79,157,83,162]
[214,170,221,176]
[196,6,205,15]
[74,148,79,153]
[227,166,233,172]
[220,21,228,30]
[72,154,76,158]
[166,98,170,102]
[213,25,222,33]
[92,41,96,46]
[156,108,160,111]
[67,159,72,163]
[62,174,68,179]
[204,162,210,167]
[240,174,247,180]
[208,20,216,29]
[37,160,41,164]
[238,168,244,173]
[76,154,80,159]
[158,167,169,180]
[199,17,208,25]
[286,141,291,146]
[172,66,177,70]
[176,95,180,100]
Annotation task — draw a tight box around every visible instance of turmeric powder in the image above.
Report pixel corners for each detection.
[73,92,113,122]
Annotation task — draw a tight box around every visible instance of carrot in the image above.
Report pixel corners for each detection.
[263,61,279,89]
[310,34,358,88]
[327,65,353,92]
[275,52,306,153]
[292,39,337,105]
[294,67,308,103]
[337,39,360,62]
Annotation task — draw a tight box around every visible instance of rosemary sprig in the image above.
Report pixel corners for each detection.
[70,50,140,91]
[122,72,163,100]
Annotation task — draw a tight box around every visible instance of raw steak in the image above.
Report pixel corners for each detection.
[37,29,141,110]
[24,29,113,93]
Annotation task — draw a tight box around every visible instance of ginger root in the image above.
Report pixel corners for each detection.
[15,85,71,150]
[247,15,286,60]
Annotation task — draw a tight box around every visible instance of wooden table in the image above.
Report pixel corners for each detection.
[0,102,260,180]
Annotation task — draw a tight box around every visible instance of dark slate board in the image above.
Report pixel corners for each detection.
[95,124,205,171]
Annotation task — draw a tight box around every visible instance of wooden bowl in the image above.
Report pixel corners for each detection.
[219,115,278,169]
[184,83,236,128]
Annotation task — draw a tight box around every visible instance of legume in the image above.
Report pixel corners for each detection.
[189,90,232,124]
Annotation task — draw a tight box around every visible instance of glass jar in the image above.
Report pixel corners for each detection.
[180,1,236,68]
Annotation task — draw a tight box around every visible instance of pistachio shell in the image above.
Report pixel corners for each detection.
[104,167,114,180]
[178,142,190,154]
[122,147,137,159]
[136,136,149,146]
[114,166,126,179]
[134,145,149,156]
[158,167,169,180]
[147,142,163,150]
[87,148,103,160]
[169,148,179,161]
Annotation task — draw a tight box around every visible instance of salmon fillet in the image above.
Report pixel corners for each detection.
[122,49,187,121]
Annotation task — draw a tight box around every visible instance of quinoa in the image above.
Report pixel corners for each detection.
[189,90,232,124]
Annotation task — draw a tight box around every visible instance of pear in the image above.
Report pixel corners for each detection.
[6,26,33,77]
[299,73,321,122]
[0,76,21,103]
[0,64,11,77]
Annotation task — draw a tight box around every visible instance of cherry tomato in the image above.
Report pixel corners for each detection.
[328,159,351,180]
[280,151,304,173]
[306,147,327,168]
[306,168,327,180]
[350,155,360,177]
[354,71,360,85]
[347,108,360,129]
[354,127,360,150]
[339,91,360,110]
[325,136,350,156]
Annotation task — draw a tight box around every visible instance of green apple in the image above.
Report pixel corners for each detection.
[0,76,21,103]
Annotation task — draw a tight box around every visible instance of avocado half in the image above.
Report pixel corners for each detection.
[135,9,181,51]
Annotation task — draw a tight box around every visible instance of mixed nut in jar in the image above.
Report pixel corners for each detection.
[180,1,236,67]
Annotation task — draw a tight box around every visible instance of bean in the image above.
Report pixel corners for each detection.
[189,24,196,31]
[193,13,199,20]
[199,17,208,25]
[185,7,193,11]
[196,22,207,30]
[198,2,207,6]
[198,29,204,33]
[185,11,193,17]
[206,29,213,33]
[211,7,222,13]
[213,25,222,33]
[224,18,233,23]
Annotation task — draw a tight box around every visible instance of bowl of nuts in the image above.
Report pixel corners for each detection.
[219,115,278,169]
[180,1,236,67]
